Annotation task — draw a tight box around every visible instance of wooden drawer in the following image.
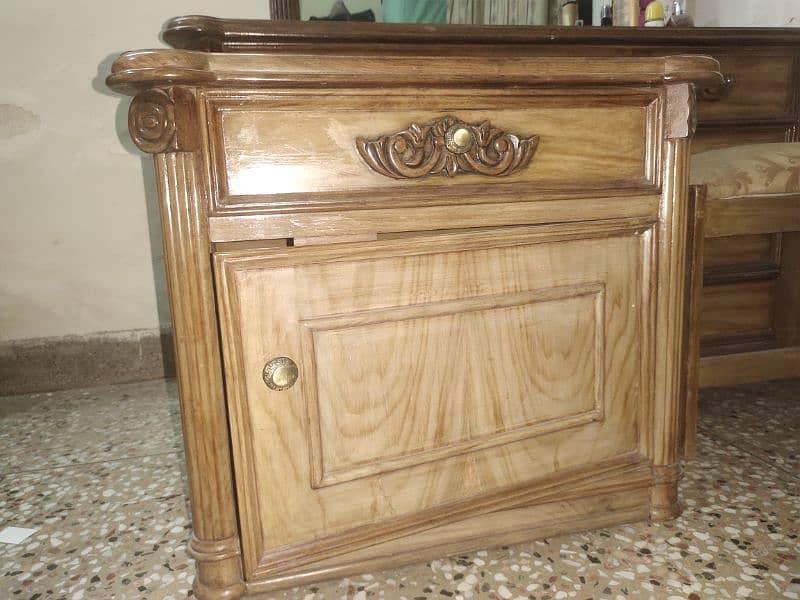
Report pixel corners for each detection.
[214,221,650,579]
[206,91,657,212]
[696,53,794,122]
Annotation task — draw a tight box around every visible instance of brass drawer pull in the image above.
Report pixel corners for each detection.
[263,357,299,391]
[356,116,539,179]
[698,74,736,102]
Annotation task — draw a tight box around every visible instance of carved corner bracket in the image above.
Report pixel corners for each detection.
[665,83,698,140]
[128,87,198,154]
[356,116,539,179]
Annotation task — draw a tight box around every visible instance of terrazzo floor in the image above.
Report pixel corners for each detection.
[1,378,798,599]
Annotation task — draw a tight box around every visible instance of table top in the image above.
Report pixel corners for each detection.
[107,18,727,96]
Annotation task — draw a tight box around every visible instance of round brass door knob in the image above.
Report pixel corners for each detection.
[445,125,474,154]
[263,356,299,391]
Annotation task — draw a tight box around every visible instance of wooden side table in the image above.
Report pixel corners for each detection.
[107,19,722,599]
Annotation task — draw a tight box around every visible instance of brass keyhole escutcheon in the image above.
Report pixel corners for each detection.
[263,357,299,391]
[445,125,474,154]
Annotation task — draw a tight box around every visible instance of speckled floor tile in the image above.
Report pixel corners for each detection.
[0,495,194,600]
[0,453,187,530]
[699,379,799,481]
[1,378,798,599]
[0,380,183,474]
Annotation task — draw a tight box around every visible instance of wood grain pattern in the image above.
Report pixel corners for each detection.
[693,124,792,154]
[705,194,800,238]
[683,186,705,458]
[775,232,800,347]
[208,94,654,206]
[689,194,797,388]
[703,234,775,268]
[696,54,794,122]
[303,285,604,487]
[107,51,722,95]
[161,17,800,53]
[699,346,800,388]
[693,194,800,388]
[208,194,661,243]
[108,20,720,597]
[700,280,775,339]
[215,222,648,575]
[153,151,245,599]
[704,263,781,287]
[646,87,693,520]
[246,477,652,593]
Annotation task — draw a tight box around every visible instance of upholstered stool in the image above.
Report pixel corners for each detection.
[684,143,800,455]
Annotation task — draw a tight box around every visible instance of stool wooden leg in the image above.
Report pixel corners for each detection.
[684,185,706,458]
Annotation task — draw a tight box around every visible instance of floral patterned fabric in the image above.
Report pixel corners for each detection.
[690,142,800,200]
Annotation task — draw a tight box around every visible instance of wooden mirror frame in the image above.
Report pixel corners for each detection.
[269,0,642,26]
[270,0,300,19]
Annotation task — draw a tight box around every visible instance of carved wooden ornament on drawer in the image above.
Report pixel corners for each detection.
[356,116,539,179]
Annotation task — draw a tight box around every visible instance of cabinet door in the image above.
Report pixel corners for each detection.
[214,222,651,578]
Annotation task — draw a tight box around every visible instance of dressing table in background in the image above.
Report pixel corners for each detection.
[108,19,722,599]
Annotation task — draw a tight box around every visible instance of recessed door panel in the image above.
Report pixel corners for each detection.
[214,223,648,576]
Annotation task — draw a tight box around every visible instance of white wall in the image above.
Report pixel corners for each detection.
[690,0,799,27]
[0,2,267,342]
[1,1,798,343]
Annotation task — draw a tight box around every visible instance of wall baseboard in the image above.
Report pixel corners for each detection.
[0,329,175,396]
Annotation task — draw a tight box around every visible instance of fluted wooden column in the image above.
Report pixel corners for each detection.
[129,88,246,600]
[647,82,697,521]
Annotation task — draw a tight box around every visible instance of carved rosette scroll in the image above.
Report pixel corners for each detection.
[128,89,176,153]
[356,116,539,179]
[128,88,197,154]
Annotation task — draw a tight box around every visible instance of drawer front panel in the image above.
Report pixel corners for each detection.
[697,54,794,122]
[215,223,649,575]
[208,93,655,210]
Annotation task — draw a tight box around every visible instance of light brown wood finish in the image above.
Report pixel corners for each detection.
[156,18,800,392]
[695,54,794,122]
[207,193,662,243]
[158,18,800,152]
[699,347,800,388]
[154,151,245,597]
[215,222,646,574]
[647,88,694,520]
[684,184,800,443]
[703,234,775,268]
[695,193,800,373]
[683,186,705,457]
[209,94,654,207]
[704,193,800,238]
[775,232,800,347]
[692,126,790,154]
[699,281,775,339]
[108,19,721,599]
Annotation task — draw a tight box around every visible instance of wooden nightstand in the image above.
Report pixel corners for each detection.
[107,19,722,599]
